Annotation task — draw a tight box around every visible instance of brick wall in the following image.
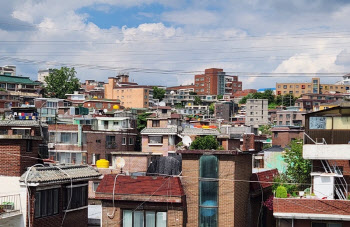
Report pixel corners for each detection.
[272,131,303,147]
[141,135,170,156]
[181,154,199,226]
[0,139,41,177]
[181,153,252,227]
[242,133,255,151]
[48,124,78,131]
[233,155,252,226]
[86,132,137,164]
[28,183,89,227]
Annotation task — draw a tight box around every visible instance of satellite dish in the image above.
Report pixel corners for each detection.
[182,136,192,147]
[170,91,175,95]
[115,157,125,169]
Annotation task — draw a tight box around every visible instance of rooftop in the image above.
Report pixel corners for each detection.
[0,74,39,85]
[20,165,101,185]
[0,120,45,127]
[141,127,178,135]
[96,175,184,201]
[181,127,220,136]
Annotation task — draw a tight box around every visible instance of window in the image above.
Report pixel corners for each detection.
[311,222,342,227]
[123,210,167,227]
[129,137,134,145]
[290,85,293,88]
[162,109,167,114]
[274,132,278,138]
[286,121,290,125]
[7,84,15,90]
[283,85,287,89]
[199,155,218,227]
[96,139,101,143]
[13,129,30,136]
[0,129,8,135]
[35,188,59,218]
[296,85,299,88]
[93,182,99,192]
[152,120,160,127]
[122,137,126,145]
[279,121,282,125]
[148,136,163,144]
[106,135,116,148]
[60,133,78,144]
[26,140,32,152]
[64,185,87,210]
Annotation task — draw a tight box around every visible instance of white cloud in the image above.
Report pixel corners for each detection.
[162,10,218,26]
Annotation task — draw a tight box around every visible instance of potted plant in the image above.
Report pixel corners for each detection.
[0,205,5,214]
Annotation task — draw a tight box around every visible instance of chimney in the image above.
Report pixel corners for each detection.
[242,133,255,152]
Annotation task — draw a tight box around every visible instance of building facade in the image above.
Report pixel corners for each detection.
[194,68,242,95]
[276,77,348,96]
[245,99,269,127]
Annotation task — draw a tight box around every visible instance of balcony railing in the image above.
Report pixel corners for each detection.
[0,194,21,218]
[106,141,117,149]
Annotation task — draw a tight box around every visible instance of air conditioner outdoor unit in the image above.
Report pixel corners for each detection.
[48,143,55,149]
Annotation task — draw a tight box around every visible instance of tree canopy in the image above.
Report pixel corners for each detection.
[239,89,298,108]
[190,135,219,150]
[194,96,202,105]
[283,139,311,190]
[44,67,80,99]
[137,112,151,132]
[152,86,165,101]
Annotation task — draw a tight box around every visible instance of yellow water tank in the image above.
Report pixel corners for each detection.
[96,159,109,168]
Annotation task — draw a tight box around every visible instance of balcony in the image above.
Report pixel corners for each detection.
[106,141,117,149]
[0,194,21,219]
[303,144,350,160]
[274,198,350,221]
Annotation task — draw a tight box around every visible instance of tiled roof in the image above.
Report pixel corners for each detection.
[96,175,184,198]
[251,169,279,192]
[141,127,178,135]
[20,165,101,184]
[0,75,39,85]
[262,145,285,152]
[181,128,219,136]
[152,106,171,110]
[0,120,45,127]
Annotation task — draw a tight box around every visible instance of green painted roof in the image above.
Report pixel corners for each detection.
[0,74,39,85]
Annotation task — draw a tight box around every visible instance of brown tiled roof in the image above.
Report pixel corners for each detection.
[251,169,279,192]
[96,175,184,197]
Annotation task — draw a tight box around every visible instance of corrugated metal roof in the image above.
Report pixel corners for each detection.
[0,120,45,127]
[0,75,39,85]
[20,165,101,184]
[181,128,219,136]
[141,127,178,135]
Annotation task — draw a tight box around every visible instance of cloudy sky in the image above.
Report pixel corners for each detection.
[1,0,350,88]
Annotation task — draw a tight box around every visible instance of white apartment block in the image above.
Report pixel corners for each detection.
[245,99,268,127]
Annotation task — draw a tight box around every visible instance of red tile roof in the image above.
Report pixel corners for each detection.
[251,169,279,192]
[96,175,184,197]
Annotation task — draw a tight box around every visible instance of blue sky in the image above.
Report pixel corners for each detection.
[1,0,350,88]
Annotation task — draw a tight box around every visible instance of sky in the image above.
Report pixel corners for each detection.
[1,0,350,89]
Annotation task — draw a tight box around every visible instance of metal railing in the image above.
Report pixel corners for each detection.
[0,194,21,217]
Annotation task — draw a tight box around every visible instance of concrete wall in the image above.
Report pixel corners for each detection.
[0,176,26,227]
[303,144,350,160]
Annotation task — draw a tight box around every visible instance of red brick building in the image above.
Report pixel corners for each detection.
[271,126,304,148]
[194,68,242,95]
[96,175,185,227]
[178,149,252,226]
[0,120,47,176]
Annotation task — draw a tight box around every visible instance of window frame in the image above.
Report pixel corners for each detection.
[122,210,167,227]
[34,188,59,219]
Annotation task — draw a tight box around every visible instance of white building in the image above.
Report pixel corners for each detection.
[37,69,53,85]
[245,99,268,127]
[0,65,16,76]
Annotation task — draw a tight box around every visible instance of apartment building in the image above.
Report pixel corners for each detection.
[141,106,181,156]
[47,116,137,165]
[245,99,268,127]
[0,65,16,76]
[274,105,350,226]
[37,68,53,85]
[194,68,242,95]
[276,77,348,96]
[104,76,151,108]
[275,107,306,126]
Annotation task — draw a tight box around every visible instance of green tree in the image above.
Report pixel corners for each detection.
[239,93,253,104]
[152,86,165,101]
[194,96,202,105]
[209,103,215,115]
[190,135,219,150]
[44,67,80,99]
[275,94,298,106]
[217,94,223,100]
[258,125,272,135]
[283,139,311,189]
[137,112,151,132]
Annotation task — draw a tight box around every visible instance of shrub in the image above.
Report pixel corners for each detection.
[276,186,288,198]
